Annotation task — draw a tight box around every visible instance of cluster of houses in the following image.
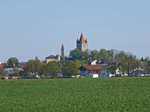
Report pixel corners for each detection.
[79,60,150,78]
[0,62,25,80]
[1,59,150,79]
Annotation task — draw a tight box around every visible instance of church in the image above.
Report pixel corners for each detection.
[45,33,88,63]
[76,33,88,52]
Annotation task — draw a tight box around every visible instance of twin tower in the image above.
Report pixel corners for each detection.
[61,33,88,58]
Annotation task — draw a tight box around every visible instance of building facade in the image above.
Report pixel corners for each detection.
[77,33,88,52]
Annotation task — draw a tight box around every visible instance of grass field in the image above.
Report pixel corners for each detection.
[0,77,150,112]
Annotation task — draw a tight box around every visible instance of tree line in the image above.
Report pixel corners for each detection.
[0,48,150,78]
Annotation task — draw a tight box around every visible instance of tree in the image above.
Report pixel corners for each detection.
[115,51,126,61]
[133,59,141,76]
[144,57,150,66]
[62,60,83,77]
[38,63,46,76]
[58,59,67,71]
[98,49,109,63]
[69,49,89,63]
[45,61,59,78]
[35,56,39,60]
[25,60,43,77]
[0,68,6,76]
[90,50,99,60]
[108,66,116,74]
[118,59,128,76]
[13,68,20,76]
[7,57,19,68]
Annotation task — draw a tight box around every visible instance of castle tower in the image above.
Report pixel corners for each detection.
[61,44,64,59]
[77,33,88,52]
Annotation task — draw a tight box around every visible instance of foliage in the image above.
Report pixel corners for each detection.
[108,66,116,74]
[45,61,59,77]
[7,57,19,68]
[98,49,109,62]
[115,51,126,61]
[90,50,99,60]
[0,68,6,76]
[118,59,128,75]
[25,60,43,77]
[0,78,150,112]
[62,60,83,76]
[13,68,22,76]
[69,49,90,63]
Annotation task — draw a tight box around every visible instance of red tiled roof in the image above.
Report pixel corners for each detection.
[83,65,105,70]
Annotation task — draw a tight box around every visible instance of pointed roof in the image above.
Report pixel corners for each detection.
[80,33,85,43]
[61,44,64,49]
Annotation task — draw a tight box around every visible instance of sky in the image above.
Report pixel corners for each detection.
[0,0,150,62]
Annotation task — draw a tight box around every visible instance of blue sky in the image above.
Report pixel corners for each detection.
[0,0,150,62]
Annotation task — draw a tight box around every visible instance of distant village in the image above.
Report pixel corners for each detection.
[0,33,150,80]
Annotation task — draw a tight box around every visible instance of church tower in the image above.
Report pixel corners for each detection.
[61,44,64,59]
[77,33,88,52]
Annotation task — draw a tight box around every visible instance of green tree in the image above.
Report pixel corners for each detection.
[98,49,109,63]
[62,60,82,77]
[144,56,150,66]
[7,57,19,68]
[58,59,67,71]
[45,61,59,78]
[38,63,46,76]
[69,49,89,63]
[118,59,128,75]
[108,66,116,74]
[25,60,43,77]
[0,68,6,77]
[115,51,126,61]
[13,68,20,76]
[90,50,99,60]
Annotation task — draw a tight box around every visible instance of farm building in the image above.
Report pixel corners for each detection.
[79,65,116,78]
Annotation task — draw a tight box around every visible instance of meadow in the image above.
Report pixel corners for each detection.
[0,77,150,112]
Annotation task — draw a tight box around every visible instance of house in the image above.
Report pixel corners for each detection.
[115,67,128,77]
[129,71,142,77]
[99,65,114,77]
[88,60,104,65]
[19,62,27,69]
[79,65,107,78]
[139,66,150,76]
[45,55,61,64]
[79,64,123,78]
[5,68,23,76]
[0,63,8,68]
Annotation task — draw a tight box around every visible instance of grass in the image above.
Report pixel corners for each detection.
[0,77,150,112]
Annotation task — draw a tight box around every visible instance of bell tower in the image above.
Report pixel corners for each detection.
[61,44,64,59]
[77,33,88,52]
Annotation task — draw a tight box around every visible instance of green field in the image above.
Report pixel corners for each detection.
[0,78,150,112]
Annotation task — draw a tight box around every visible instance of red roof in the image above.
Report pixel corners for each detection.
[61,44,64,49]
[80,33,87,43]
[0,63,8,68]
[83,65,105,70]
[20,65,26,69]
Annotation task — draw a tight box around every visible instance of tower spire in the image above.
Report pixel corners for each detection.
[80,33,85,43]
[61,44,64,59]
[61,44,64,49]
